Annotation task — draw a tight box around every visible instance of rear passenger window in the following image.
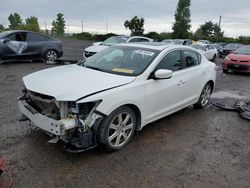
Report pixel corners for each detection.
[156,50,182,71]
[128,38,138,42]
[182,50,200,68]
[137,38,150,42]
[27,33,50,41]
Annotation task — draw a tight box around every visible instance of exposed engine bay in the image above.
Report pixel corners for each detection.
[18,89,104,152]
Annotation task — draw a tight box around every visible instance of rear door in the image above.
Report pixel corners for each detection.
[179,50,205,105]
[25,33,51,58]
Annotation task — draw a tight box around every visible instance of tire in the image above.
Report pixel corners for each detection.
[223,69,228,73]
[211,54,216,62]
[97,106,136,151]
[194,83,212,109]
[44,49,58,62]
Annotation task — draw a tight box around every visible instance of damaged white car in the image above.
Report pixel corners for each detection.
[18,43,216,152]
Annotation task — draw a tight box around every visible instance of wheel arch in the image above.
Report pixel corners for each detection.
[118,104,142,131]
[206,80,215,93]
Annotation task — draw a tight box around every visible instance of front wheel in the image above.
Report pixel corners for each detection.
[194,83,212,109]
[97,106,136,151]
[44,50,58,62]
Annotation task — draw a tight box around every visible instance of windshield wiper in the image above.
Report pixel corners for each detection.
[85,65,102,71]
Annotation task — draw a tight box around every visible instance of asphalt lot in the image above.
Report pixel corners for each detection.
[0,39,250,188]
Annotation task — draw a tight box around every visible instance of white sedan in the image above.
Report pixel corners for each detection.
[83,35,153,58]
[18,43,216,152]
[191,44,218,61]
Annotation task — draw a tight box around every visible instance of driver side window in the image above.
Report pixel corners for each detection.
[156,50,182,71]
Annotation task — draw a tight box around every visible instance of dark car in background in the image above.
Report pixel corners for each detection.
[0,30,63,63]
[219,43,242,58]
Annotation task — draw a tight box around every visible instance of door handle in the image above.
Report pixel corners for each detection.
[178,80,186,86]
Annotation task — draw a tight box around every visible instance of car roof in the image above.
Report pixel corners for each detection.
[117,42,195,51]
[1,30,52,37]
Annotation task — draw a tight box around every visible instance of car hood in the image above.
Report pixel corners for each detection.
[23,64,136,101]
[228,53,250,61]
[85,45,109,53]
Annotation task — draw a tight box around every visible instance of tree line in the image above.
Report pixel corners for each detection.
[0,13,65,36]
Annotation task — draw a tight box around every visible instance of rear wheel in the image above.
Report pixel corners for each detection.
[44,50,58,62]
[194,83,212,109]
[97,106,136,151]
[211,54,216,62]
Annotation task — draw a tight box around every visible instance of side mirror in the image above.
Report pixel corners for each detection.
[154,69,173,79]
[3,38,10,43]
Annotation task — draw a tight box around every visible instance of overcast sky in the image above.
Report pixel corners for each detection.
[0,0,250,37]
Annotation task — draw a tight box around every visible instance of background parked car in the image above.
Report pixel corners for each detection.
[83,35,153,58]
[0,30,63,63]
[197,40,212,44]
[213,43,223,53]
[161,39,192,45]
[173,39,192,45]
[223,45,250,73]
[161,39,174,44]
[191,44,217,61]
[219,43,242,58]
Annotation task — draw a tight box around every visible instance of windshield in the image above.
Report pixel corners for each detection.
[83,46,160,76]
[0,31,12,39]
[225,43,239,50]
[191,44,205,50]
[234,46,250,55]
[102,36,129,46]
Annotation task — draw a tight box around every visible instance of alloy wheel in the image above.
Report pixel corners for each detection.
[108,112,134,148]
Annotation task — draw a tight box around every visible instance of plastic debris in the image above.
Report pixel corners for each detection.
[213,100,250,121]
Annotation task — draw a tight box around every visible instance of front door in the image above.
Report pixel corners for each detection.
[145,50,186,123]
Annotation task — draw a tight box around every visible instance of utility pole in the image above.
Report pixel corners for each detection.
[219,15,222,28]
[216,15,222,42]
[45,21,47,31]
[81,20,83,33]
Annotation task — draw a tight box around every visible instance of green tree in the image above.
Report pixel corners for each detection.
[213,23,224,37]
[8,13,23,30]
[195,21,224,37]
[124,16,144,36]
[195,21,214,37]
[172,0,191,38]
[51,13,66,36]
[23,16,40,32]
[0,24,5,32]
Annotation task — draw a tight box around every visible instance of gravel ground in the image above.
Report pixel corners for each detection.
[0,39,249,188]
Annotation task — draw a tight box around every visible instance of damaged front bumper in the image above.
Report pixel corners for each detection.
[18,94,104,152]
